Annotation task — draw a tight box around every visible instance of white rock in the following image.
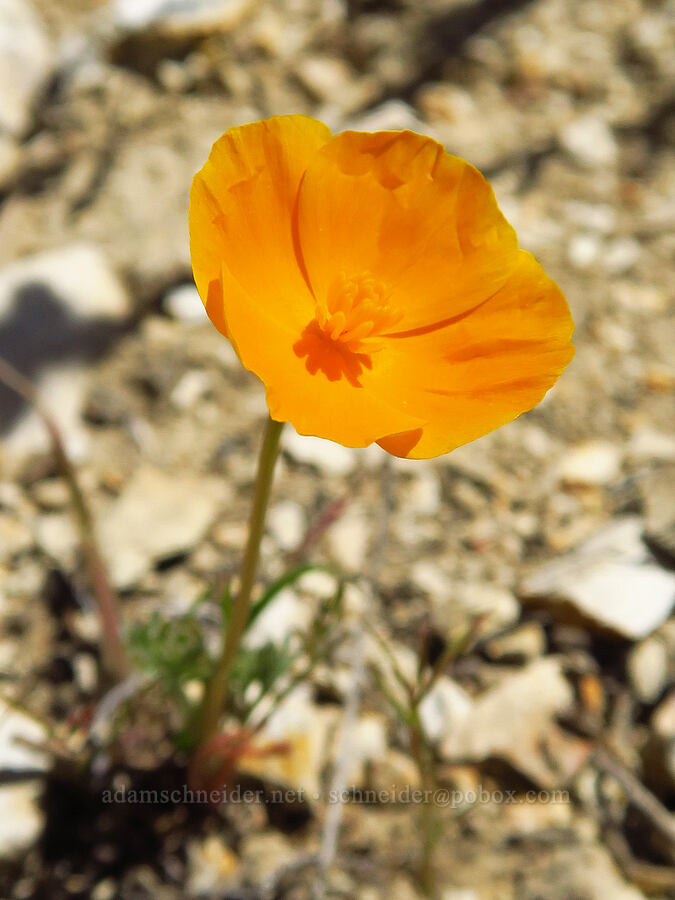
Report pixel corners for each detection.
[0,782,43,859]
[296,55,374,112]
[240,832,297,885]
[418,570,520,640]
[614,281,668,313]
[442,441,501,487]
[419,676,473,744]
[385,877,428,900]
[337,712,389,786]
[502,795,573,837]
[241,685,334,797]
[567,233,601,270]
[563,201,616,233]
[604,237,641,275]
[282,428,358,476]
[407,470,442,516]
[418,83,476,123]
[183,679,204,705]
[627,428,675,463]
[0,242,130,321]
[4,367,91,465]
[0,244,131,463]
[0,482,22,509]
[213,519,247,550]
[91,879,117,900]
[595,321,633,354]
[0,697,49,771]
[361,442,388,468]
[484,622,546,662]
[348,100,433,135]
[0,513,33,561]
[328,506,370,570]
[412,560,452,598]
[342,581,373,619]
[186,835,239,896]
[632,11,671,54]
[560,115,618,168]
[565,845,646,900]
[0,0,54,137]
[267,500,304,552]
[652,692,675,739]
[393,514,438,548]
[73,653,98,694]
[31,479,70,510]
[1,560,43,602]
[557,440,622,486]
[170,369,212,409]
[112,0,257,33]
[520,518,675,639]
[99,467,226,589]
[441,658,574,785]
[162,283,207,324]
[34,514,78,568]
[298,568,339,598]
[245,587,308,649]
[627,637,669,704]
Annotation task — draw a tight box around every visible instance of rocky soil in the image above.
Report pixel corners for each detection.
[0,0,673,898]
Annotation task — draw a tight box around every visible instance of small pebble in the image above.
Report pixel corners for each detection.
[560,115,618,168]
[170,369,212,409]
[162,283,206,324]
[74,653,99,694]
[604,237,641,275]
[568,233,601,270]
[282,429,357,476]
[557,440,621,486]
[267,500,305,552]
[627,637,668,704]
[484,622,546,662]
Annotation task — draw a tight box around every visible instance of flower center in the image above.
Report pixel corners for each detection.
[315,272,400,353]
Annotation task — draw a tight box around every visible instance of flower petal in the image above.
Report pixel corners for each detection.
[219,263,424,447]
[296,129,520,331]
[190,117,574,458]
[374,251,575,458]
[189,115,332,334]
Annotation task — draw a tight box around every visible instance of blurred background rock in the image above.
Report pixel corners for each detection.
[0,1,673,898]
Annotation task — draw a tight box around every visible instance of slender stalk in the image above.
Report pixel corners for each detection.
[199,415,284,743]
[0,355,129,681]
[409,708,440,898]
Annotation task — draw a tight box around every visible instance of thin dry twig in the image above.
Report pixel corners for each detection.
[262,852,319,899]
[89,671,151,745]
[0,355,129,680]
[593,744,675,853]
[603,827,675,894]
[288,494,349,566]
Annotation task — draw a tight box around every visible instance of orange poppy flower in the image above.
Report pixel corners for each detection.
[189,115,574,458]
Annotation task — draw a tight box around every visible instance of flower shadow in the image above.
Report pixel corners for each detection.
[293,320,372,388]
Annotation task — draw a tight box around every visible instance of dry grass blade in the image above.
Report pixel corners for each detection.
[0,354,129,681]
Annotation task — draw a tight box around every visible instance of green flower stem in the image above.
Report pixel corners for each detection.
[199,415,284,744]
[410,708,440,898]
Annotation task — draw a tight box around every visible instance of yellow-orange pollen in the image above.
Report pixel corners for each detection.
[315,272,400,353]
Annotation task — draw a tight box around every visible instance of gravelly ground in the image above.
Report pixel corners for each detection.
[0,1,673,898]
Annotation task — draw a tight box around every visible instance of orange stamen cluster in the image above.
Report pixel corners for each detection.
[315,272,401,352]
